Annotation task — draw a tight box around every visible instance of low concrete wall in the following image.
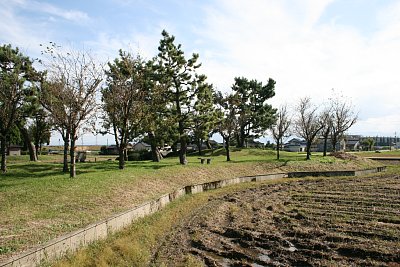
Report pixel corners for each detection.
[287,170,355,178]
[0,167,385,267]
[366,157,400,161]
[287,167,387,178]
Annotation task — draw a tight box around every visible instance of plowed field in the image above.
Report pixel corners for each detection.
[153,175,400,266]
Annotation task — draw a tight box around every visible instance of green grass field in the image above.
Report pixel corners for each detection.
[0,148,384,260]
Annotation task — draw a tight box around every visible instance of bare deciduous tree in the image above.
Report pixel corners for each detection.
[330,96,358,152]
[294,97,323,160]
[41,44,102,177]
[270,104,291,160]
[319,106,332,156]
[40,79,71,173]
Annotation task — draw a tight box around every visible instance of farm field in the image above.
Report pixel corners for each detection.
[152,174,400,266]
[54,167,400,267]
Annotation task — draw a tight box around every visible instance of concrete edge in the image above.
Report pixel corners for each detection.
[0,166,386,267]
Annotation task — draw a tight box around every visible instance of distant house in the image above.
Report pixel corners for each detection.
[101,144,135,155]
[187,144,198,152]
[246,139,264,148]
[313,135,361,152]
[208,140,222,149]
[8,145,22,156]
[102,145,119,155]
[132,142,151,152]
[341,135,362,151]
[175,143,198,152]
[314,137,337,152]
[395,142,400,149]
[283,138,306,152]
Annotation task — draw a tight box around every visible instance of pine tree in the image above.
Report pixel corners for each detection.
[0,44,37,173]
[139,60,173,162]
[232,77,276,148]
[155,30,207,164]
[192,81,219,156]
[215,92,237,161]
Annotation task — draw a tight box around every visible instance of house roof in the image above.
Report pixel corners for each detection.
[346,140,360,145]
[9,145,23,149]
[133,142,151,147]
[286,138,306,146]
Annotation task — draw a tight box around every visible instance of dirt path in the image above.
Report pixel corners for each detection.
[152,175,400,266]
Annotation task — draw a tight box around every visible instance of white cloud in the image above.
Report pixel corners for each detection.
[0,1,46,56]
[13,0,90,24]
[196,0,400,136]
[0,0,91,58]
[1,0,399,141]
[84,30,162,63]
[352,114,400,136]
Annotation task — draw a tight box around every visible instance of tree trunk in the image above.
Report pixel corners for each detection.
[306,141,311,160]
[331,134,338,152]
[276,139,280,160]
[124,149,127,161]
[235,133,241,148]
[26,141,37,162]
[35,144,39,158]
[206,139,212,149]
[238,129,246,148]
[225,137,231,161]
[171,142,178,153]
[17,123,37,162]
[148,131,161,162]
[178,117,187,164]
[62,133,69,173]
[1,135,7,173]
[323,136,328,157]
[179,135,188,165]
[197,139,203,156]
[69,132,76,178]
[118,146,125,170]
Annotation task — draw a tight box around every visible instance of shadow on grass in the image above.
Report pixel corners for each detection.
[3,163,63,179]
[246,149,275,156]
[209,148,243,157]
[1,158,177,181]
[73,159,176,175]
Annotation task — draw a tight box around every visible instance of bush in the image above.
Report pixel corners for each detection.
[127,150,152,161]
[99,146,107,155]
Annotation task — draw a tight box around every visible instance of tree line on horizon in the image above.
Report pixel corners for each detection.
[0,30,357,177]
[271,96,358,161]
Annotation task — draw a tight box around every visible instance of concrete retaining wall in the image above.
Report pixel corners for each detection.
[0,167,385,267]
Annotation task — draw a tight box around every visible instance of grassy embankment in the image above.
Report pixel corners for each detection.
[0,148,383,260]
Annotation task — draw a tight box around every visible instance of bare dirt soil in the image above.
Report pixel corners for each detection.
[152,175,400,266]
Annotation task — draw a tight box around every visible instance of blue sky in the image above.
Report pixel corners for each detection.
[1,0,400,145]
